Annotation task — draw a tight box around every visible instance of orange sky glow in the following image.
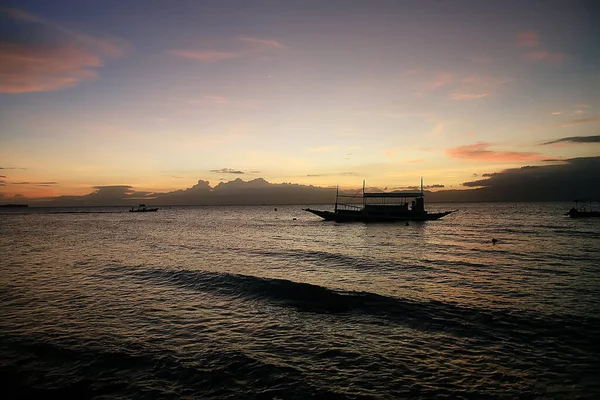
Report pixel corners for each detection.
[1,1,598,202]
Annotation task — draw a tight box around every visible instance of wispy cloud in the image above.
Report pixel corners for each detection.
[172,37,283,63]
[309,146,338,152]
[551,111,562,115]
[12,181,58,185]
[451,131,477,139]
[0,7,126,93]
[238,37,283,49]
[561,117,600,127]
[189,95,230,104]
[188,96,261,109]
[469,55,493,64]
[426,72,454,90]
[306,172,359,177]
[210,168,244,174]
[1,7,126,56]
[526,50,565,64]
[0,42,102,93]
[447,75,510,101]
[171,50,237,62]
[449,92,490,100]
[446,142,546,162]
[395,184,444,190]
[516,31,540,47]
[542,135,600,145]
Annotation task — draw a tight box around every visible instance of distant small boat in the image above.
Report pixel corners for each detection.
[566,200,600,218]
[304,179,456,222]
[129,204,158,212]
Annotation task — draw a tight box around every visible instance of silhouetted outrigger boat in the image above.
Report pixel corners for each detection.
[129,204,159,212]
[566,200,600,218]
[304,179,457,222]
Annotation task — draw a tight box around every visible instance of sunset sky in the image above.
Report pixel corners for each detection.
[1,0,599,200]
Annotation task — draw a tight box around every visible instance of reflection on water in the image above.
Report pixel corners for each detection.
[1,203,599,398]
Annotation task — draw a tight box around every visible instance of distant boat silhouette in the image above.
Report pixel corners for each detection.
[566,200,600,218]
[304,179,456,222]
[129,204,158,212]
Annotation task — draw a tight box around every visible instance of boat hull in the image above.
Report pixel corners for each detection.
[129,208,159,212]
[303,208,456,222]
[567,210,600,218]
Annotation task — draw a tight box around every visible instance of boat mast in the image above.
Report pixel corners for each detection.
[363,179,366,208]
[335,185,339,212]
[421,177,424,196]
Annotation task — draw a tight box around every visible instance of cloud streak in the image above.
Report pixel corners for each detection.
[560,117,600,127]
[12,181,58,185]
[238,37,283,49]
[210,168,244,174]
[449,92,490,101]
[0,7,126,93]
[0,42,102,93]
[516,31,540,47]
[446,142,546,162]
[171,50,237,63]
[526,50,565,64]
[542,135,600,145]
[172,36,283,63]
[426,72,454,90]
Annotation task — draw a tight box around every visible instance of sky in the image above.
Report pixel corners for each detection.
[1,0,599,202]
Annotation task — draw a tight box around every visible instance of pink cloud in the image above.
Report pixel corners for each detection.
[188,96,261,109]
[526,50,565,64]
[0,7,126,93]
[0,42,102,93]
[470,55,493,64]
[451,131,477,139]
[189,96,230,105]
[427,72,454,90]
[561,117,600,127]
[517,31,540,47]
[1,7,126,57]
[172,37,283,64]
[238,37,283,49]
[449,92,490,101]
[171,50,237,62]
[446,142,546,162]
[447,75,511,100]
[1,7,45,23]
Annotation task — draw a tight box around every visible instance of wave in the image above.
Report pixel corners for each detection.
[0,335,348,399]
[108,266,600,355]
[248,248,433,272]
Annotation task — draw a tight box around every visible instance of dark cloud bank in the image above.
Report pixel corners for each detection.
[4,157,600,206]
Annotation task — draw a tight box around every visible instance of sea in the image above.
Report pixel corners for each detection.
[1,202,599,399]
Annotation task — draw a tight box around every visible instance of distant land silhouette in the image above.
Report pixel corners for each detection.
[1,157,599,206]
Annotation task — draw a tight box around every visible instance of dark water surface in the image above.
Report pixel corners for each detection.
[1,203,599,399]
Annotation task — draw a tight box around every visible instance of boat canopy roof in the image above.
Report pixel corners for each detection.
[364,192,423,198]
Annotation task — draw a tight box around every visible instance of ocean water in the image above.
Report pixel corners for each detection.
[1,203,599,399]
